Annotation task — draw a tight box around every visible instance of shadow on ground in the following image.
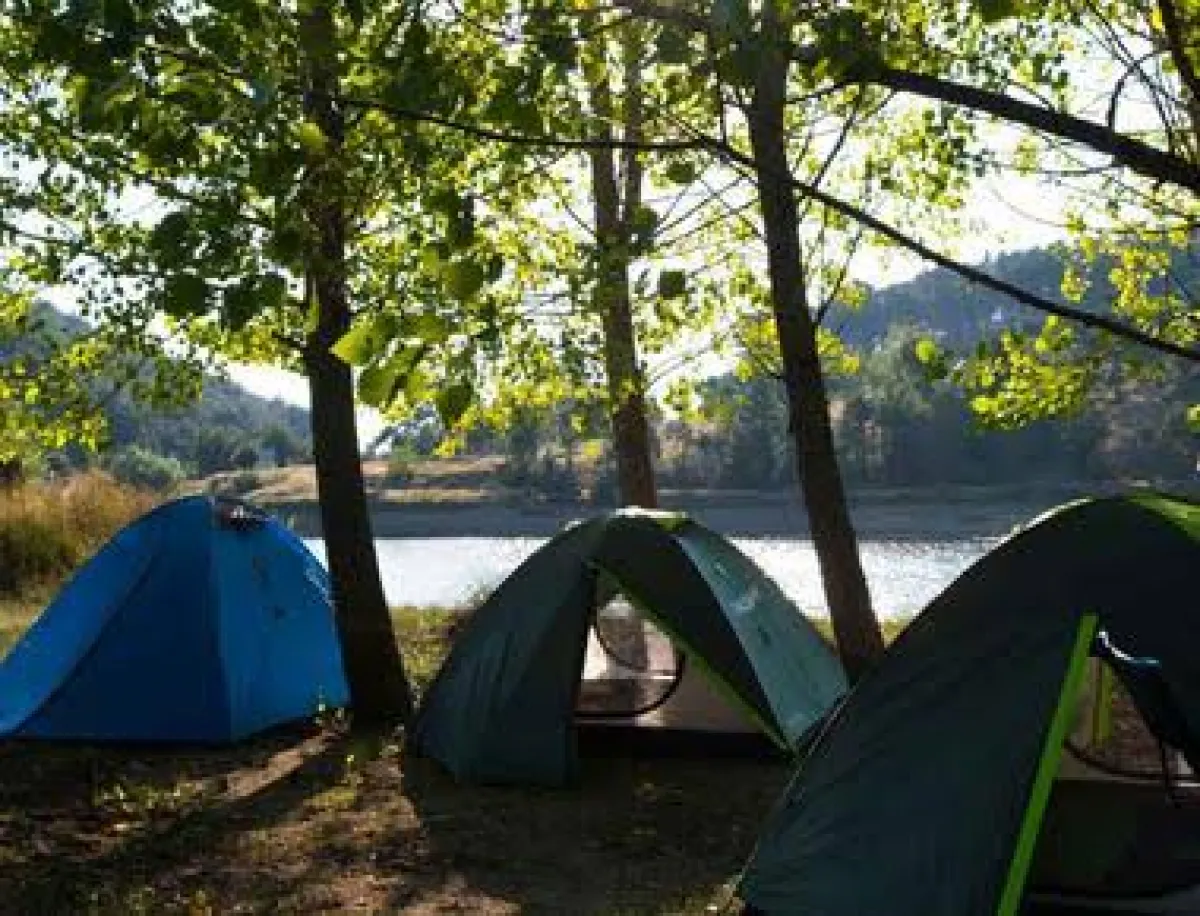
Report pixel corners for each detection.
[397,750,787,915]
[0,728,788,914]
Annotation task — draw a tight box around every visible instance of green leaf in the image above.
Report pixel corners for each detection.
[445,260,486,300]
[655,28,691,65]
[296,121,327,155]
[658,270,687,300]
[420,244,446,272]
[267,223,306,267]
[405,312,451,342]
[151,211,192,266]
[332,323,376,366]
[221,273,288,332]
[663,160,698,184]
[221,281,257,332]
[914,337,951,381]
[536,30,576,70]
[162,273,210,318]
[977,0,1019,22]
[914,337,940,364]
[358,360,401,407]
[332,315,396,366]
[1187,404,1200,433]
[436,381,474,428]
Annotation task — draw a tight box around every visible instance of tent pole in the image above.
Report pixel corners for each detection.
[996,612,1100,916]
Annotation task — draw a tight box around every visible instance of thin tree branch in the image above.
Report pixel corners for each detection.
[682,125,1200,361]
[609,2,1200,193]
[815,223,865,327]
[856,64,1200,195]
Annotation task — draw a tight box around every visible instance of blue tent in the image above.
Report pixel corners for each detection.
[0,496,349,742]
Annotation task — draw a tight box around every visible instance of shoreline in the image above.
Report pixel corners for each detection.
[259,481,1191,540]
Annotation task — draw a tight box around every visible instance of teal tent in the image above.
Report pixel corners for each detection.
[739,494,1200,916]
[411,509,848,786]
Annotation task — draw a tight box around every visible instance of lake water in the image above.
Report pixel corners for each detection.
[302,536,998,619]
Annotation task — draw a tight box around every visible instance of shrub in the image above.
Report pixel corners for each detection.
[0,472,155,595]
[385,443,420,486]
[106,446,185,492]
[221,470,262,497]
[231,444,259,470]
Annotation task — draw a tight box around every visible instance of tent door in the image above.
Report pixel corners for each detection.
[577,591,684,719]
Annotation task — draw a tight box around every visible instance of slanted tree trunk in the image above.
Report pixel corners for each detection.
[747,32,884,680]
[301,2,414,726]
[588,29,658,509]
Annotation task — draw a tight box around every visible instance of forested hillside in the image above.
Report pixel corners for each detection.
[436,247,1198,498]
[10,302,311,487]
[16,244,1196,496]
[845,245,1198,349]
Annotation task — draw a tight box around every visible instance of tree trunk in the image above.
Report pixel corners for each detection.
[590,190,658,509]
[748,41,884,680]
[588,29,658,509]
[301,3,414,726]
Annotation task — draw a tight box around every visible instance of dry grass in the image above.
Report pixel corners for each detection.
[188,456,513,506]
[0,473,157,596]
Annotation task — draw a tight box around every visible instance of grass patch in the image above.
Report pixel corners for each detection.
[0,601,786,913]
[393,607,459,697]
[0,727,784,914]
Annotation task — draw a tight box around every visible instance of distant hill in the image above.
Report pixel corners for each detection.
[13,242,1196,487]
[11,302,312,476]
[842,244,1198,349]
[103,377,312,473]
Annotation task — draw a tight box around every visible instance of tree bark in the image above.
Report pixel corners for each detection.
[748,37,884,680]
[588,33,659,509]
[301,3,414,726]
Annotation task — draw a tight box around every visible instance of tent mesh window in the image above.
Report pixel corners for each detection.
[577,595,682,717]
[1069,659,1194,783]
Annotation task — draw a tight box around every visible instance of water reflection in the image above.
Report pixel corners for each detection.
[302,536,996,618]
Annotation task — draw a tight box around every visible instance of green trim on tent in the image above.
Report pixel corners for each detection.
[1133,491,1200,536]
[1092,661,1115,746]
[996,612,1099,916]
[737,493,1200,916]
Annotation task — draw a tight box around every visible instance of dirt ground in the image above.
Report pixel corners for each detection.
[0,730,786,915]
[0,602,1186,915]
[0,607,786,915]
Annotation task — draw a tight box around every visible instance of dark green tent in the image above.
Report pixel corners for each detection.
[410,509,848,786]
[739,494,1200,916]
